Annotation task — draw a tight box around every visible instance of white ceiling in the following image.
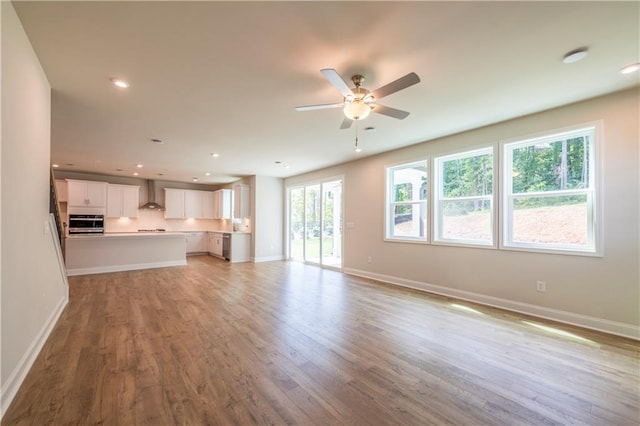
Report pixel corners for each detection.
[13,1,639,184]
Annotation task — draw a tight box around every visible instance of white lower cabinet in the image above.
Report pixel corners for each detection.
[208,232,224,257]
[208,232,250,262]
[186,232,208,254]
[230,233,250,263]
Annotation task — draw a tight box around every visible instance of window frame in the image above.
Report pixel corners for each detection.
[384,159,429,243]
[433,146,496,248]
[500,123,602,256]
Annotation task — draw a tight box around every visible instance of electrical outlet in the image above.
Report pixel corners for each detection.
[536,280,546,292]
[367,256,372,264]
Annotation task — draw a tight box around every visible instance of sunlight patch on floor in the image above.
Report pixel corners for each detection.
[450,303,484,315]
[522,321,596,344]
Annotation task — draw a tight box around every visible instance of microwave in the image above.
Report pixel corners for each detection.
[68,214,104,235]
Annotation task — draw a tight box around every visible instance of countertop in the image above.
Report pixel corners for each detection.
[68,231,252,239]
[68,232,187,239]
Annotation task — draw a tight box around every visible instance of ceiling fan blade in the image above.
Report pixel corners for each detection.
[295,102,344,112]
[372,104,411,120]
[339,117,353,129]
[371,72,420,100]
[321,68,354,98]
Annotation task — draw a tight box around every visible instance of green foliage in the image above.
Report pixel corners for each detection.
[513,194,587,209]
[512,137,589,193]
[394,183,412,202]
[442,153,493,199]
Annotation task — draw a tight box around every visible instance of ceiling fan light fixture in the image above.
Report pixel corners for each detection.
[343,100,371,121]
[110,78,130,88]
[562,48,588,64]
[621,62,640,74]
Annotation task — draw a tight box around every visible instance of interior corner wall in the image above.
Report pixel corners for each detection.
[253,175,284,262]
[284,88,640,339]
[1,1,68,416]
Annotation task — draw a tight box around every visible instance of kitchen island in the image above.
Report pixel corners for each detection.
[65,232,187,276]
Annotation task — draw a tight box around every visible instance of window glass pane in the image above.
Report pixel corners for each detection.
[512,136,590,193]
[322,180,342,268]
[289,188,304,260]
[394,183,412,202]
[393,204,426,238]
[442,153,493,197]
[512,195,589,246]
[305,185,321,263]
[393,164,427,201]
[441,199,492,242]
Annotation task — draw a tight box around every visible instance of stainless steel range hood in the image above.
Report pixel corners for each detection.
[139,180,164,210]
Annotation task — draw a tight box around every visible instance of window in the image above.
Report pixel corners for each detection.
[386,161,427,241]
[434,147,494,246]
[503,126,597,254]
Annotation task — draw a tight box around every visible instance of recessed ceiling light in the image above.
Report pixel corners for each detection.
[192,177,198,182]
[205,172,211,176]
[133,172,139,176]
[136,164,143,168]
[210,153,220,158]
[52,164,59,168]
[111,78,130,88]
[562,48,588,64]
[284,165,290,169]
[621,63,640,74]
[364,126,376,132]
[354,147,362,153]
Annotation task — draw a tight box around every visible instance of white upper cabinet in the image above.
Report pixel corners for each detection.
[164,188,186,219]
[184,190,203,218]
[107,184,139,218]
[214,189,232,219]
[165,188,222,219]
[233,184,250,218]
[202,191,215,219]
[67,179,107,208]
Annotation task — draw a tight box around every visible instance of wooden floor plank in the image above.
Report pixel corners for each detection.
[3,256,639,425]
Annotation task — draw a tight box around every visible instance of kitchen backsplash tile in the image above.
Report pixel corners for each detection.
[105,209,234,233]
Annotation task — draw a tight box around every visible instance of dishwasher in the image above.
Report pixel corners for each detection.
[222,233,231,260]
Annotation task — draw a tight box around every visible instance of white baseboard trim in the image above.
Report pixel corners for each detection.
[1,295,68,419]
[252,255,284,263]
[66,260,187,276]
[343,268,640,341]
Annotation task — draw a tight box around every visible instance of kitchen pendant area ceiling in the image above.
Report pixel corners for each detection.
[12,1,639,184]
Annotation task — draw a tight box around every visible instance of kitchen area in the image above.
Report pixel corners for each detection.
[56,176,253,276]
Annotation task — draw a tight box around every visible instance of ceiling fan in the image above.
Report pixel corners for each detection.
[296,68,420,129]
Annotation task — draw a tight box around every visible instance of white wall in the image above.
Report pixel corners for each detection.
[253,175,284,262]
[1,1,68,415]
[285,89,640,338]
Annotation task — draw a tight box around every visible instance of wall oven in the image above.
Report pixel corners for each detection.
[68,214,104,235]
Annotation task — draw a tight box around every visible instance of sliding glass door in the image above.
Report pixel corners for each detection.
[305,185,321,263]
[288,179,343,269]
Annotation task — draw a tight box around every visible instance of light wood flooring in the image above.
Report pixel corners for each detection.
[3,256,639,425]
